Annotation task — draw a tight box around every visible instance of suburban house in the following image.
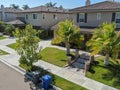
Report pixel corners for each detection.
[0,5,21,22]
[70,0,120,29]
[17,6,70,29]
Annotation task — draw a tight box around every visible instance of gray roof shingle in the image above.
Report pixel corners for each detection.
[70,1,120,12]
[18,6,69,13]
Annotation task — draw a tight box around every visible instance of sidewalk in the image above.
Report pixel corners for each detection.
[0,38,118,90]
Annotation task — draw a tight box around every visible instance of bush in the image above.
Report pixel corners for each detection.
[0,21,6,32]
[38,29,53,39]
[4,24,15,36]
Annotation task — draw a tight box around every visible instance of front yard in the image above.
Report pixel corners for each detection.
[87,56,120,89]
[0,36,6,40]
[7,43,16,50]
[40,47,67,67]
[0,49,9,55]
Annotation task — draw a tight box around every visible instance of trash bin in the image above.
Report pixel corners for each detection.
[42,75,52,90]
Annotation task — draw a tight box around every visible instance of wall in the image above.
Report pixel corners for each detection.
[71,12,113,27]
[5,13,17,21]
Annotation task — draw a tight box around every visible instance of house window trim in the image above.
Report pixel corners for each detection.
[42,13,45,19]
[53,14,57,20]
[79,13,85,23]
[115,12,120,23]
[25,14,28,20]
[97,13,101,20]
[33,14,37,19]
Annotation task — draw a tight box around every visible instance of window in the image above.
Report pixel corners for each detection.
[25,14,28,19]
[79,13,85,22]
[53,14,57,19]
[116,13,120,23]
[97,13,101,20]
[43,14,45,19]
[33,14,37,19]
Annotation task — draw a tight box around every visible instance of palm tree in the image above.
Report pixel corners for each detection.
[10,4,19,9]
[87,22,120,65]
[22,5,29,10]
[45,2,57,7]
[57,20,82,56]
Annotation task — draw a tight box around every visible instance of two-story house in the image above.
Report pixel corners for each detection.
[70,0,120,29]
[0,5,21,22]
[17,6,70,29]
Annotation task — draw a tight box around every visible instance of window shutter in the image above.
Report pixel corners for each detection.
[77,13,79,23]
[112,13,116,22]
[85,13,87,23]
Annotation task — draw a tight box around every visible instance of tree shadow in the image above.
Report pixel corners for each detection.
[101,63,120,89]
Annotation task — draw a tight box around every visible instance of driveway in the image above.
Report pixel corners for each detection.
[0,61,30,90]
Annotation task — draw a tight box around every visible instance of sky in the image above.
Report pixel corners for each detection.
[0,0,120,9]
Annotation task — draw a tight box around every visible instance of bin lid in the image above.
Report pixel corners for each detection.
[42,75,52,81]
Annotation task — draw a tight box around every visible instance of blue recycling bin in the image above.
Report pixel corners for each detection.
[42,75,52,90]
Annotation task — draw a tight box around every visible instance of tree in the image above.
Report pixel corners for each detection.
[22,4,29,10]
[45,2,57,7]
[59,5,63,9]
[14,25,41,71]
[57,20,82,55]
[87,22,120,65]
[4,24,15,36]
[10,4,19,9]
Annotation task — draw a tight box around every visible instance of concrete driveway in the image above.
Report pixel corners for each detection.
[0,61,30,90]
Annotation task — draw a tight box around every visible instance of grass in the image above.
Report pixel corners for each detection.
[7,43,16,50]
[0,49,9,55]
[0,36,6,40]
[40,47,68,67]
[20,65,86,90]
[87,56,120,89]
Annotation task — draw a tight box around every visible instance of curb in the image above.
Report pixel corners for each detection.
[0,58,25,75]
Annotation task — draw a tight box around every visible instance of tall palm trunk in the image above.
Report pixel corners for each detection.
[75,48,79,58]
[104,53,109,65]
[89,55,94,63]
[66,42,70,55]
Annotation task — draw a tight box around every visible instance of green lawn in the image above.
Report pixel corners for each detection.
[7,43,16,50]
[87,56,120,89]
[0,49,9,55]
[40,47,67,67]
[0,36,6,40]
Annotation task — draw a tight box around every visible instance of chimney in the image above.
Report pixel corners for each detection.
[86,0,91,6]
[1,5,5,21]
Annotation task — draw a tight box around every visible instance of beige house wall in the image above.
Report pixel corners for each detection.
[5,13,17,21]
[19,12,69,29]
[41,13,69,29]
[71,12,120,28]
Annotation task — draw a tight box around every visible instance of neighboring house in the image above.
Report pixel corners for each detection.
[0,5,21,22]
[70,0,120,29]
[17,6,70,29]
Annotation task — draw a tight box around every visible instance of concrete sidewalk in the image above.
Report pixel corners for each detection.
[0,38,118,90]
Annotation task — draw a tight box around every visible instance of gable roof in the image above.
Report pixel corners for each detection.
[18,6,70,14]
[0,7,22,13]
[70,1,120,12]
[6,19,25,25]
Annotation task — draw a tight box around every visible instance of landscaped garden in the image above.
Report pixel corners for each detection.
[0,36,6,40]
[40,47,67,67]
[0,49,9,55]
[87,56,120,89]
[7,43,16,50]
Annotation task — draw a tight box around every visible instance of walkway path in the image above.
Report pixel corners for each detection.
[0,38,118,90]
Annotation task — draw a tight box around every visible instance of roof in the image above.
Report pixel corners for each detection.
[18,6,70,14]
[51,22,94,34]
[70,1,120,12]
[0,7,22,13]
[5,19,25,25]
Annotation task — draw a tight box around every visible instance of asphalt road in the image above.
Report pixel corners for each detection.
[0,61,30,90]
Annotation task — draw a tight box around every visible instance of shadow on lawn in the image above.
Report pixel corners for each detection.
[102,63,120,88]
